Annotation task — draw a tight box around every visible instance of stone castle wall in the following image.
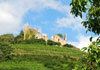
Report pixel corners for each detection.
[51,35,67,45]
[24,24,48,42]
[24,24,67,45]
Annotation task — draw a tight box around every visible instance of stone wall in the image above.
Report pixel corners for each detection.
[24,24,48,42]
[24,24,67,45]
[41,34,48,42]
[24,24,29,40]
[51,35,67,45]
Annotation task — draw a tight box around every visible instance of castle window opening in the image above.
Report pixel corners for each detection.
[36,37,38,39]
[43,36,45,38]
[58,39,60,42]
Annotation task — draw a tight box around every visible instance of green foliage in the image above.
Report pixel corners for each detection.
[0,34,14,44]
[0,58,49,70]
[70,0,100,35]
[64,44,75,48]
[0,42,13,61]
[26,29,35,39]
[15,30,35,44]
[0,44,82,70]
[89,37,93,42]
[15,30,24,43]
[0,55,79,70]
[47,40,61,46]
[57,34,63,38]
[71,0,100,69]
[22,39,46,45]
[14,44,82,57]
[73,41,100,70]
[32,55,76,70]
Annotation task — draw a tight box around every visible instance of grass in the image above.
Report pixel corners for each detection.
[13,44,83,58]
[0,58,51,70]
[0,55,80,70]
[0,44,83,70]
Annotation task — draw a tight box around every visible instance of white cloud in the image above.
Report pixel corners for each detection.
[56,17,83,30]
[68,34,98,49]
[0,2,21,35]
[56,6,84,31]
[0,0,68,35]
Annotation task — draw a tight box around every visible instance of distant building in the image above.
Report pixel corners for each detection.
[24,24,67,45]
[24,24,48,42]
[51,34,67,45]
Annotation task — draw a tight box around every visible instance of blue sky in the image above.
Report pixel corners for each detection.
[0,0,98,48]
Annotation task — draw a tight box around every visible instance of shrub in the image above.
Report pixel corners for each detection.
[26,29,35,39]
[73,41,100,70]
[56,42,61,46]
[0,34,14,44]
[0,42,13,61]
[47,40,61,46]
[14,30,24,44]
[64,44,75,48]
[22,39,46,45]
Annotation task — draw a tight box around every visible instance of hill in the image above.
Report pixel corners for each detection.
[0,44,83,70]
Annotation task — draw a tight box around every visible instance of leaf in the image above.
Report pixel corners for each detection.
[86,4,89,9]
[81,47,87,52]
[90,37,93,42]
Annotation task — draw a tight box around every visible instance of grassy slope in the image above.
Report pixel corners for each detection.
[13,44,82,58]
[0,60,51,70]
[0,44,83,70]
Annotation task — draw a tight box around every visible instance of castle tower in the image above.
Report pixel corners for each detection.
[64,33,67,41]
[24,24,29,40]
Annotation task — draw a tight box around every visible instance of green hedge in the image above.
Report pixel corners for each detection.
[63,44,75,48]
[47,40,61,46]
[21,39,46,45]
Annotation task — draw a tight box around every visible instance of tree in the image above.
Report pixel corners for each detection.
[57,34,63,38]
[15,30,24,43]
[0,34,14,44]
[70,1,100,69]
[70,0,100,35]
[73,41,100,70]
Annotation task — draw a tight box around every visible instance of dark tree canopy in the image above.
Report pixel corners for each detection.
[15,30,24,43]
[70,0,100,35]
[57,34,63,38]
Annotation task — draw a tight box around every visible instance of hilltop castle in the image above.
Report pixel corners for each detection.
[24,24,67,45]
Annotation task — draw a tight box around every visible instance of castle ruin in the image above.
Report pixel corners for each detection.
[24,24,67,45]
[51,34,67,45]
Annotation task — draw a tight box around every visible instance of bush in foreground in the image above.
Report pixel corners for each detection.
[0,42,13,61]
[73,41,100,70]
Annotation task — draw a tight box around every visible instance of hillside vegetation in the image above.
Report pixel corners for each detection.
[13,44,82,58]
[0,44,83,70]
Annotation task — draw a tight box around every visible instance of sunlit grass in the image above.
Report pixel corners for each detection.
[13,44,82,57]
